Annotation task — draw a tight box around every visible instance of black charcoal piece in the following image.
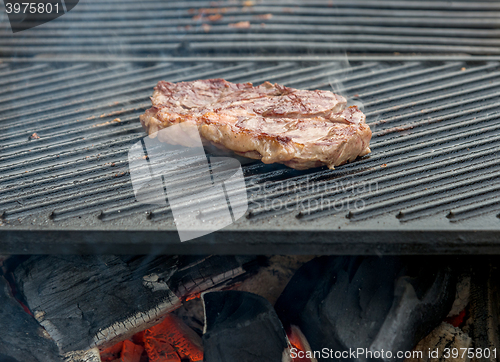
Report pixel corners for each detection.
[202,291,289,362]
[0,276,63,362]
[13,255,258,353]
[275,256,456,362]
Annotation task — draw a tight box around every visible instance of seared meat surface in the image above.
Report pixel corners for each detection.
[140,79,371,170]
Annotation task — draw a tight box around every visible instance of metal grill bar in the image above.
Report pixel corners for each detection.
[42,1,500,10]
[2,0,500,57]
[448,199,500,223]
[5,34,500,48]
[5,26,500,40]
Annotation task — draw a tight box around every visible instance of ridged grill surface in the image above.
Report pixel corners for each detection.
[2,0,500,56]
[1,58,500,248]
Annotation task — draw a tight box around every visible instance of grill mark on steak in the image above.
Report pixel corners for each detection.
[140,79,371,170]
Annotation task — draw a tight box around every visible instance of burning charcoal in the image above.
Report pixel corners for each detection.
[202,291,291,362]
[0,275,63,362]
[120,340,144,362]
[287,325,316,362]
[144,314,203,362]
[101,341,124,362]
[13,255,259,354]
[275,257,456,362]
[144,337,180,362]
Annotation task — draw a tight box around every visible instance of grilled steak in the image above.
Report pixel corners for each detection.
[140,79,371,170]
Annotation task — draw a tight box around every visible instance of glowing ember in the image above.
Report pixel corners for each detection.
[121,340,144,362]
[145,315,203,361]
[287,325,316,362]
[100,314,203,362]
[144,337,180,362]
[101,341,123,362]
[445,309,467,328]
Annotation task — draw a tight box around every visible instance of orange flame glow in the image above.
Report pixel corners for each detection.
[101,313,203,362]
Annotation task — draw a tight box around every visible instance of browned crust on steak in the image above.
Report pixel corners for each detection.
[140,79,371,170]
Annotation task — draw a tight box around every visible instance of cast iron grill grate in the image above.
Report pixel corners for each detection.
[1,59,500,253]
[2,0,500,56]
